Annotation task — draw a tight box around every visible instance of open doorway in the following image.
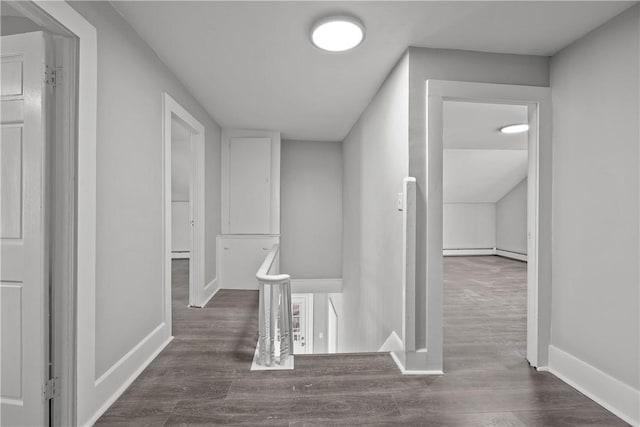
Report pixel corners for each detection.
[162,93,206,337]
[169,117,193,327]
[422,80,552,373]
[442,100,529,369]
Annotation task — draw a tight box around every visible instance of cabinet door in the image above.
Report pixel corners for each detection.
[228,137,271,234]
[220,238,276,289]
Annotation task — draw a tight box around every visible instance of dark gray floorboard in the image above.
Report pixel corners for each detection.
[95,257,627,426]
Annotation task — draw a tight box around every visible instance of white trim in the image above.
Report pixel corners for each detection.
[424,80,551,372]
[548,345,640,426]
[171,251,191,260]
[290,278,342,293]
[443,249,495,257]
[250,340,294,371]
[379,331,403,353]
[31,3,97,426]
[94,323,166,386]
[389,352,443,376]
[84,335,173,427]
[200,278,220,308]
[162,92,206,316]
[495,249,528,262]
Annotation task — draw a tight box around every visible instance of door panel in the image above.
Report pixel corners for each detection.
[228,137,271,234]
[1,31,50,427]
[219,236,277,289]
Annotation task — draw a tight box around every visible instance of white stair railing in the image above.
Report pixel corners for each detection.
[256,244,293,367]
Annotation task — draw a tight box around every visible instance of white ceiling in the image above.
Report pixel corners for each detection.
[443,101,528,203]
[444,101,528,150]
[111,1,633,141]
[444,149,528,203]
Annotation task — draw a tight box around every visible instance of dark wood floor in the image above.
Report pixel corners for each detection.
[96,257,627,426]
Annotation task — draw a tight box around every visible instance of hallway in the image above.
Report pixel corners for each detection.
[96,259,626,426]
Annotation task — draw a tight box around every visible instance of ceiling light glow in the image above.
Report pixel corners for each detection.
[500,123,529,134]
[311,16,365,52]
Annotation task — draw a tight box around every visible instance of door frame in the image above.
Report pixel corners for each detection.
[162,92,206,321]
[424,80,552,371]
[6,2,97,426]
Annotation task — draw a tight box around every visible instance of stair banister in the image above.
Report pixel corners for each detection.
[255,244,293,367]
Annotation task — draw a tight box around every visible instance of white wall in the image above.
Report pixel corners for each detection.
[496,178,527,254]
[550,2,639,406]
[69,2,221,423]
[341,53,409,352]
[408,47,550,352]
[280,140,342,278]
[443,203,495,250]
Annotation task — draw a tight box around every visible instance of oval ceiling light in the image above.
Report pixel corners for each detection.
[311,15,365,52]
[500,123,529,134]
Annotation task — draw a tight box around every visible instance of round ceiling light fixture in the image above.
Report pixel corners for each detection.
[500,123,529,134]
[311,15,365,52]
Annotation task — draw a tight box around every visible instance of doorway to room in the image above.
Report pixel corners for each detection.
[441,100,529,369]
[162,93,206,337]
[423,79,552,372]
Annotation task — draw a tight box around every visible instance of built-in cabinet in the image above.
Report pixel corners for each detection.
[219,129,281,289]
[218,235,279,289]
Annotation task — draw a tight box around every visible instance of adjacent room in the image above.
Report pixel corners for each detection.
[442,100,530,371]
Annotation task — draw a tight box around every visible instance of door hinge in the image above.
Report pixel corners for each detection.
[44,65,61,86]
[43,377,59,400]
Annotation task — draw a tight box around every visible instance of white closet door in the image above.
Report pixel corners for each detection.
[228,137,271,234]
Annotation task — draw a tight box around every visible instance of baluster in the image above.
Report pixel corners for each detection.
[258,282,266,365]
[269,283,277,365]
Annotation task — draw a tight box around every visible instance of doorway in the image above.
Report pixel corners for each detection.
[291,294,314,354]
[441,100,529,368]
[423,80,552,372]
[162,93,206,339]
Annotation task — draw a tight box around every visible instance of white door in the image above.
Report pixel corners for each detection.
[228,137,271,234]
[1,32,52,427]
[219,236,276,289]
[292,294,313,354]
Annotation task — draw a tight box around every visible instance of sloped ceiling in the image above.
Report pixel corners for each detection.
[111,1,633,141]
[443,101,528,203]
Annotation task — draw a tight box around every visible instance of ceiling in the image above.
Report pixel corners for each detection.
[111,1,633,141]
[444,101,528,150]
[443,101,527,203]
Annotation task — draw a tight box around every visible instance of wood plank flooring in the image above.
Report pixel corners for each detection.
[96,257,627,426]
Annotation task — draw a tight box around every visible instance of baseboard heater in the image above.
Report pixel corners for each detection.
[443,248,527,262]
[171,251,190,259]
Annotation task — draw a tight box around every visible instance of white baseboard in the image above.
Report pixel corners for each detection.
[495,249,528,262]
[290,278,342,293]
[85,324,173,426]
[200,277,219,307]
[548,345,639,426]
[389,351,443,376]
[171,251,190,259]
[443,248,494,257]
[379,330,403,353]
[250,340,294,371]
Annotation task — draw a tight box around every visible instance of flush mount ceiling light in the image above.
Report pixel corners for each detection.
[311,15,365,52]
[500,123,529,134]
